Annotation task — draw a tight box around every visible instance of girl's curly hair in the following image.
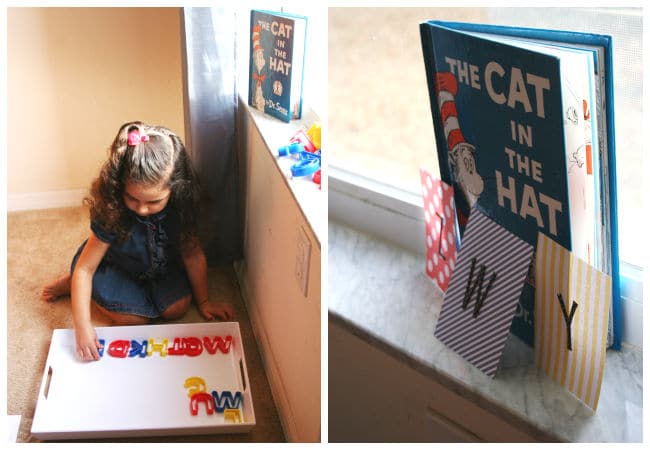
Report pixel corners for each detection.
[85,121,200,251]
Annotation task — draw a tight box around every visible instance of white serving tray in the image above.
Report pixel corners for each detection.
[31,322,255,440]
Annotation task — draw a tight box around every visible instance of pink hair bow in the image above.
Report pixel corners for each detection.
[127,131,150,146]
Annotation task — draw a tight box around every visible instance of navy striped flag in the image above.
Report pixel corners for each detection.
[434,208,534,377]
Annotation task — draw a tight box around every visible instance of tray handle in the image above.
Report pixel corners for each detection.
[239,358,247,391]
[43,366,53,399]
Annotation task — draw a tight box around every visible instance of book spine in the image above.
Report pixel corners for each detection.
[602,37,621,349]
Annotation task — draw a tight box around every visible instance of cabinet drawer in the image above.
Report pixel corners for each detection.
[329,318,539,442]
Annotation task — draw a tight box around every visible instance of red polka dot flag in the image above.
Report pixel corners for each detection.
[419,168,458,293]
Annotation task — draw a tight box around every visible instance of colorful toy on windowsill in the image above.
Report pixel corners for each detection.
[275,122,322,184]
[312,169,321,188]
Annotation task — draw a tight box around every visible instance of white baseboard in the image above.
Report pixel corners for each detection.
[7,189,87,212]
[234,261,297,442]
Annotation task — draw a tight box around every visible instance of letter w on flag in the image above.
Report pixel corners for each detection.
[435,208,533,378]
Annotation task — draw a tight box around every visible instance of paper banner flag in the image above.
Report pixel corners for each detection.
[434,208,534,377]
[534,233,611,411]
[419,169,457,292]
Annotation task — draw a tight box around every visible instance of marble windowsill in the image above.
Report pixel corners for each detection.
[328,220,642,443]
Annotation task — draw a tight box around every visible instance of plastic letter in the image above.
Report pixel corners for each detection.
[107,339,130,358]
[184,377,207,397]
[203,335,232,354]
[190,392,215,416]
[167,337,185,356]
[211,390,243,413]
[183,337,203,357]
[129,340,148,358]
[147,338,169,357]
[224,409,243,423]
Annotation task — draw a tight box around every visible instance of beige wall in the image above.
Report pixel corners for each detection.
[7,7,185,201]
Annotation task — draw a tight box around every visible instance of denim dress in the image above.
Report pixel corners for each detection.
[71,206,192,318]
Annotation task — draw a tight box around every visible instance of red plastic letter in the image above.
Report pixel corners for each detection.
[168,337,185,356]
[107,339,130,358]
[183,337,203,357]
[203,336,233,354]
[190,392,215,416]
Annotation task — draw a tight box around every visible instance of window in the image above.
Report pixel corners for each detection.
[329,7,643,346]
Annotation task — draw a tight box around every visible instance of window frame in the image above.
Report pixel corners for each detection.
[327,6,643,349]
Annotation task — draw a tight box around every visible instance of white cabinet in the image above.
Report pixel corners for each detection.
[236,101,321,442]
[329,316,545,442]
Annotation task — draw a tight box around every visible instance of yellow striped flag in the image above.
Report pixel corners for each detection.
[534,233,612,411]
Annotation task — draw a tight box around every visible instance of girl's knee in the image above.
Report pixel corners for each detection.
[161,295,192,320]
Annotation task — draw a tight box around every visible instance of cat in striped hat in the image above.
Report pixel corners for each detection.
[436,72,484,230]
[251,24,266,111]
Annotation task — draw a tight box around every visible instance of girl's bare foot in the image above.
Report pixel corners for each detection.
[41,274,71,302]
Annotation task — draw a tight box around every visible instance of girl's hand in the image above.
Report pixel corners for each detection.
[75,324,103,361]
[198,301,234,321]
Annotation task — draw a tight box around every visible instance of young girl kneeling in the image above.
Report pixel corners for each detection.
[42,121,233,361]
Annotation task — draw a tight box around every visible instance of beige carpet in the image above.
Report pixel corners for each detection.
[6,206,285,443]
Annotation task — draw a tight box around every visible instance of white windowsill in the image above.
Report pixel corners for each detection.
[240,95,325,246]
[329,166,642,349]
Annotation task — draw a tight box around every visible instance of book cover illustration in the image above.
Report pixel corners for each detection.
[434,207,534,378]
[249,10,306,122]
[422,24,577,346]
[535,232,611,410]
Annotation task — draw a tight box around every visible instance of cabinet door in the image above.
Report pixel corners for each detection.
[238,106,321,442]
[329,318,538,442]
